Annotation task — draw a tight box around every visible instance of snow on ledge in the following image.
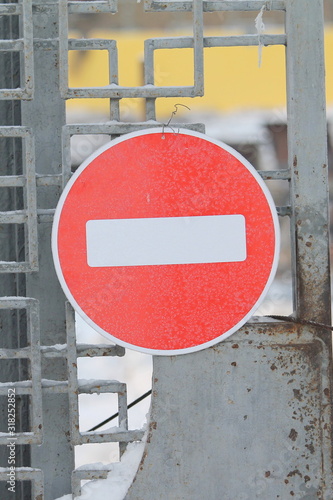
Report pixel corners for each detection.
[55,438,146,500]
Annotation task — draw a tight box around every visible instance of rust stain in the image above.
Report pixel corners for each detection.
[293,155,298,167]
[231,361,237,367]
[231,344,239,349]
[149,421,157,431]
[287,470,302,478]
[288,428,298,442]
[305,443,315,454]
[270,363,277,371]
[265,471,271,478]
[293,389,302,401]
[139,450,148,471]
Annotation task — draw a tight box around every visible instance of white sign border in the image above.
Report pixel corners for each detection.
[52,127,281,356]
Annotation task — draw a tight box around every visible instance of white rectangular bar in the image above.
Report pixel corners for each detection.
[86,214,246,267]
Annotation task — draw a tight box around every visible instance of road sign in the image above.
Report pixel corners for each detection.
[52,128,280,355]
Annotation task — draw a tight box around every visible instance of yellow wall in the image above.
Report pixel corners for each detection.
[67,27,333,119]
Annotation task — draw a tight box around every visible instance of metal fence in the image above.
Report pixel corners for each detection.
[0,0,332,499]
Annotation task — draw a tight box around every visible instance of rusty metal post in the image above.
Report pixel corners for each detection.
[286,0,331,325]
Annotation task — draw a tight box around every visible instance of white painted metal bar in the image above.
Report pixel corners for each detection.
[68,0,117,14]
[0,3,23,15]
[0,40,24,51]
[145,0,286,12]
[193,0,204,96]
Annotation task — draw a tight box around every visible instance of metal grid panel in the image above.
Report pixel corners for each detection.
[71,468,109,498]
[0,297,42,445]
[58,0,204,100]
[61,38,118,99]
[0,0,34,100]
[62,122,206,185]
[66,303,144,446]
[0,467,43,498]
[0,126,38,273]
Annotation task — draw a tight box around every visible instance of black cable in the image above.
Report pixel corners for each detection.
[87,389,152,432]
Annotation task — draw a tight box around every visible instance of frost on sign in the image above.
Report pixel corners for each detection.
[52,128,280,355]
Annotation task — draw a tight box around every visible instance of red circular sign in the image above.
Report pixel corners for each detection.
[52,129,279,355]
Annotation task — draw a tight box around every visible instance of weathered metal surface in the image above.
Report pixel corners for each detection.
[0,127,38,273]
[66,303,144,447]
[286,0,331,325]
[0,0,34,100]
[126,0,333,498]
[127,321,333,500]
[0,467,44,498]
[59,0,204,100]
[0,10,34,498]
[0,0,331,497]
[18,2,74,496]
[0,298,42,445]
[144,0,286,12]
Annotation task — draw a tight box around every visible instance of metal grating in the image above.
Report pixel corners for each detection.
[0,126,38,273]
[0,0,34,100]
[0,297,42,444]
[0,0,331,498]
[59,0,204,101]
[66,303,144,448]
[0,467,43,498]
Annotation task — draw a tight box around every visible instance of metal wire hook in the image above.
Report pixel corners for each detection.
[161,103,191,138]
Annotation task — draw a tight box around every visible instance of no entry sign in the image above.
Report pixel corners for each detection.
[52,128,280,355]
